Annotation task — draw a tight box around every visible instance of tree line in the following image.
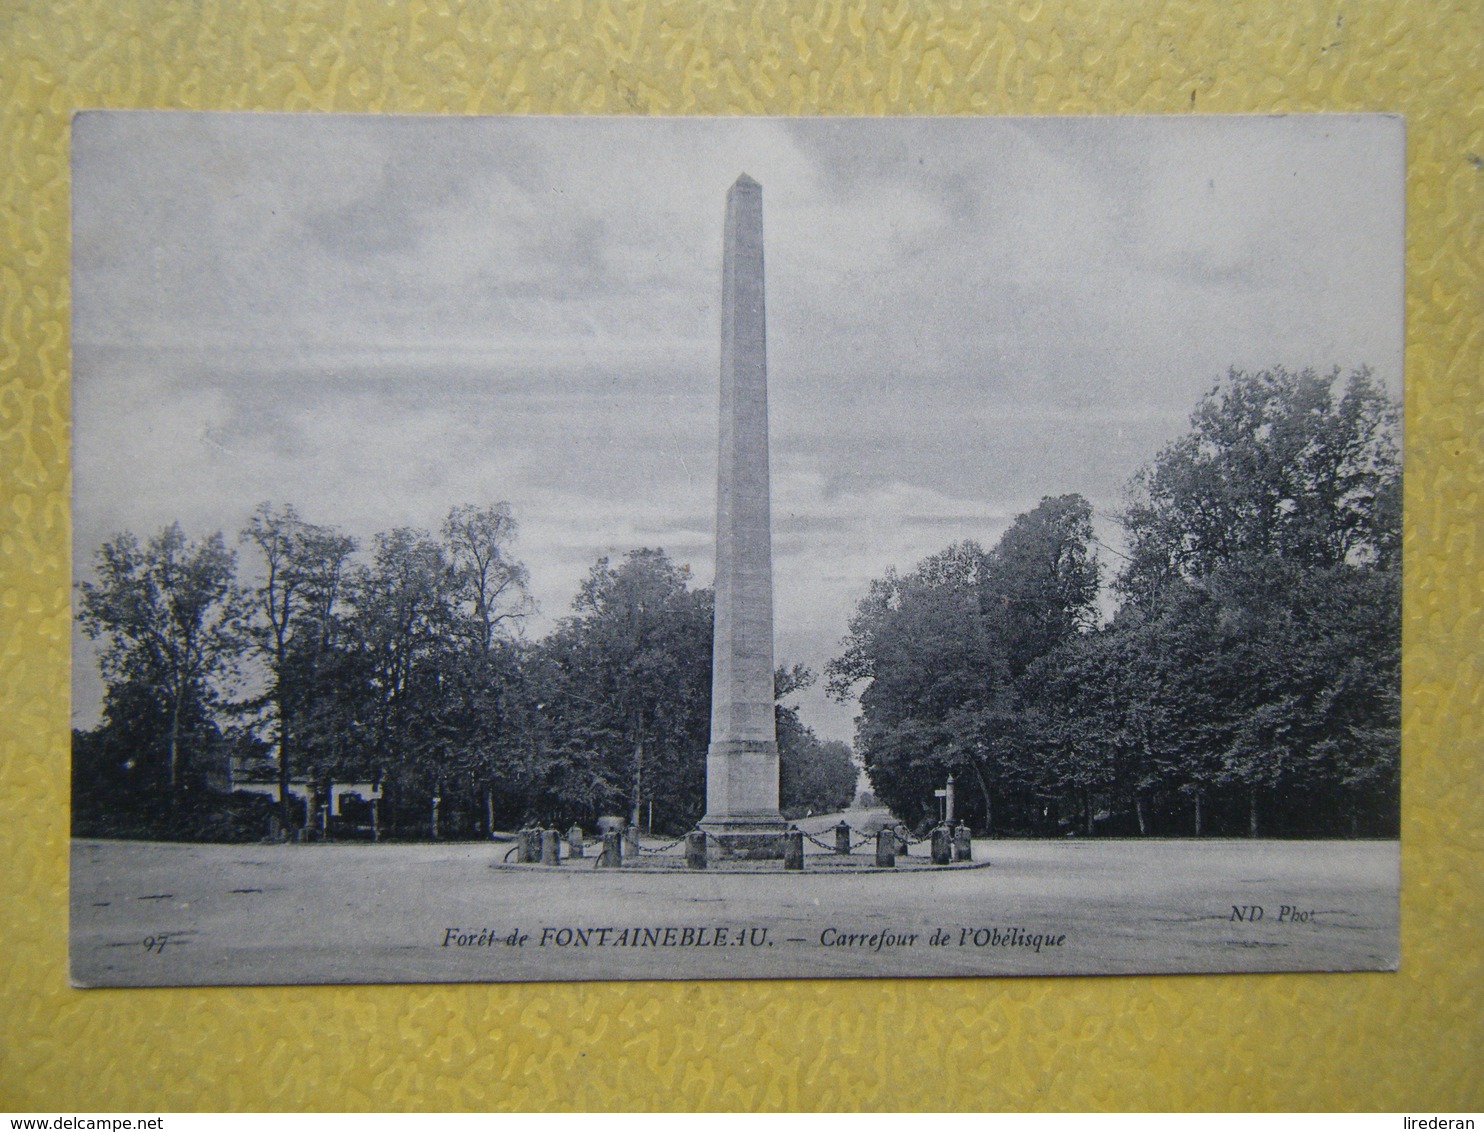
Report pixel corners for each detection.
[75,365,1399,842]
[74,505,855,841]
[826,367,1400,838]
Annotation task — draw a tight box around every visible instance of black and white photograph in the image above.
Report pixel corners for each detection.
[69,112,1403,986]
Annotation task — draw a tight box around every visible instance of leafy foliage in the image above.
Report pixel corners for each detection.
[777,666,856,818]
[72,368,1400,842]
[827,497,1100,831]
[77,524,245,810]
[1119,366,1399,600]
[239,503,359,824]
[832,369,1400,837]
[532,549,714,832]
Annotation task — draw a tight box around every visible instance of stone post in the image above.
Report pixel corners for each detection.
[834,820,851,855]
[931,824,953,865]
[600,831,622,869]
[783,828,804,870]
[541,828,562,866]
[568,825,584,859]
[623,825,641,860]
[897,825,912,857]
[686,831,708,869]
[954,822,973,861]
[875,829,897,867]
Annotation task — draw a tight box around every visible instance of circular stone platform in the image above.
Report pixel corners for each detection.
[491,847,992,875]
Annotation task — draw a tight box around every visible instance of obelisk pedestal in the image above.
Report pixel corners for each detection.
[698,173,787,859]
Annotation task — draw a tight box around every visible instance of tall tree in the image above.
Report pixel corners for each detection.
[983,494,1101,677]
[440,503,532,832]
[240,504,357,827]
[1112,367,1401,835]
[339,527,463,831]
[541,549,712,831]
[828,497,1100,830]
[1119,366,1400,601]
[442,503,531,655]
[77,524,245,809]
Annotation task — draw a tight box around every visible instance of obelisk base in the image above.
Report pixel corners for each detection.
[699,740,786,859]
[697,816,788,860]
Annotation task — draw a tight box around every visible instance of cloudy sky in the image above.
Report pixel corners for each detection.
[71,112,1404,740]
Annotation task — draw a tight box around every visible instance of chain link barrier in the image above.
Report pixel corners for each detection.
[501,822,950,867]
[505,824,919,861]
[638,833,689,855]
[798,828,838,852]
[797,826,916,854]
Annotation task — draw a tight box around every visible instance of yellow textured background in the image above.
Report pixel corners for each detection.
[2,0,1481,1112]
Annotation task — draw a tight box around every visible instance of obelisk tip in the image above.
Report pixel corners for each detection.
[733,172,761,190]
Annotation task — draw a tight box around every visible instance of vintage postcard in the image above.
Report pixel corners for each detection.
[70,112,1402,986]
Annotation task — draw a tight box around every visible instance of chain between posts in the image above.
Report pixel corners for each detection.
[638,834,689,855]
[788,822,927,846]
[513,825,916,860]
[796,826,919,854]
[798,828,837,852]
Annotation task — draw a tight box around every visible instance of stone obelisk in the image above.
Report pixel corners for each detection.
[699,173,786,858]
